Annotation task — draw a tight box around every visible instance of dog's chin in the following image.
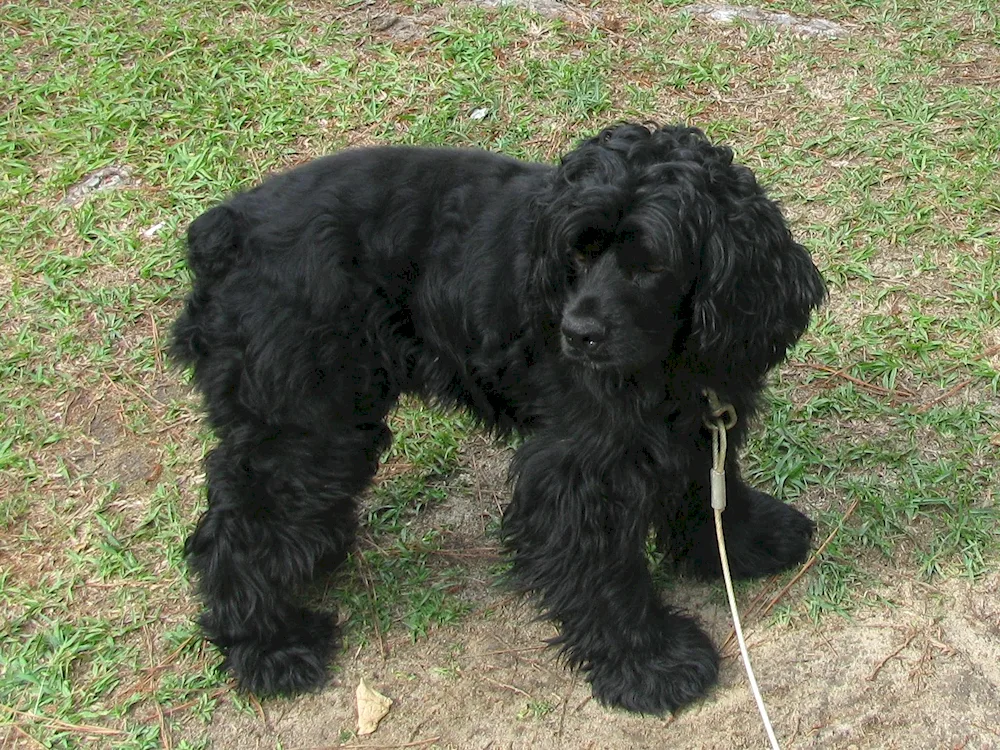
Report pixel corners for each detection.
[560,342,610,370]
[560,340,675,378]
[560,342,640,373]
[564,353,614,371]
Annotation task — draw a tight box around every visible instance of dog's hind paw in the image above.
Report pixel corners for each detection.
[220,609,339,697]
[727,490,815,579]
[679,489,815,581]
[586,619,720,715]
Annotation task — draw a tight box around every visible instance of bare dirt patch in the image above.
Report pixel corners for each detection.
[362,0,602,44]
[57,390,162,490]
[173,439,1000,750]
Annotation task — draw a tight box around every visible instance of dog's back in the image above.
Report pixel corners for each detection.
[171,146,552,389]
[170,203,238,367]
[172,147,554,432]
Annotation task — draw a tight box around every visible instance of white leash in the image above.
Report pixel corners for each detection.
[704,390,781,750]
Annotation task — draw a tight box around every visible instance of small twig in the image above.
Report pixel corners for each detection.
[740,576,783,622]
[155,412,199,434]
[84,579,173,589]
[155,701,173,750]
[971,722,1000,738]
[557,673,579,739]
[0,704,126,737]
[866,630,918,682]
[136,634,197,691]
[371,460,415,484]
[818,629,839,657]
[248,693,267,725]
[482,645,547,656]
[134,626,165,695]
[468,442,487,511]
[61,389,86,427]
[102,373,171,431]
[150,311,164,375]
[423,546,501,560]
[482,677,533,699]
[915,377,975,414]
[940,344,1000,376]
[404,706,439,746]
[354,551,389,661]
[152,687,228,718]
[7,724,47,750]
[761,496,861,614]
[925,633,956,656]
[321,737,441,750]
[794,363,915,400]
[105,369,168,408]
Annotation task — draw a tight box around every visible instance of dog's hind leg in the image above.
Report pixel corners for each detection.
[179,282,399,696]
[186,417,391,696]
[504,436,720,715]
[656,451,815,581]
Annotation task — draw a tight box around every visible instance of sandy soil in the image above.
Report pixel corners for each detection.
[181,441,1000,750]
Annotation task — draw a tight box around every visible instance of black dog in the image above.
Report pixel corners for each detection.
[171,123,826,715]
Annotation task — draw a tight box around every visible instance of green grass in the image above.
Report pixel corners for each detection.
[2,0,999,746]
[337,403,477,647]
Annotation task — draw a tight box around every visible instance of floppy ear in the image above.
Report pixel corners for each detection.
[690,172,826,381]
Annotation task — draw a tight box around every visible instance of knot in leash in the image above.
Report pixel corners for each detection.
[703,388,737,432]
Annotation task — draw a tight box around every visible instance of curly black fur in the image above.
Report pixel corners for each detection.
[171,123,826,714]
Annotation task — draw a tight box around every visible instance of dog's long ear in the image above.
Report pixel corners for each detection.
[691,167,826,382]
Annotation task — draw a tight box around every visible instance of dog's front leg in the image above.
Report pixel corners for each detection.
[504,437,720,715]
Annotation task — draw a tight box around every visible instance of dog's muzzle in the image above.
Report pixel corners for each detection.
[561,311,608,355]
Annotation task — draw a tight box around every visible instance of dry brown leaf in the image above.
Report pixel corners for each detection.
[356,677,392,735]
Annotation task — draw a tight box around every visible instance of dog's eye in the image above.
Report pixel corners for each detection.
[574,243,602,266]
[623,263,668,284]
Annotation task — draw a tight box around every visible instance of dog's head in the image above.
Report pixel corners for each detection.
[535,123,826,384]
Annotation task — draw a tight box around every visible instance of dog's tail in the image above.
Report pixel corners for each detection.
[184,204,243,284]
[170,205,243,366]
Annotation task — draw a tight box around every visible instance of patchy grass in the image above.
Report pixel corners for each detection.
[2,0,999,746]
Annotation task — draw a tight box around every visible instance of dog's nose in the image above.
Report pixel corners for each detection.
[561,314,607,352]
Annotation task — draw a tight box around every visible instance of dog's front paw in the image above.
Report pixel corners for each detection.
[586,619,719,715]
[219,609,339,697]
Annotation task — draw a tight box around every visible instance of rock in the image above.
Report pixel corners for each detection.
[62,165,132,207]
[683,4,850,39]
[470,0,601,23]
